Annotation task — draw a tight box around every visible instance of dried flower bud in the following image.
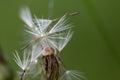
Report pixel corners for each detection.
[42,46,54,56]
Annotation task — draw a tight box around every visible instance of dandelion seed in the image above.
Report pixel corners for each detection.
[14,51,30,70]
[20,7,73,52]
[59,70,84,80]
[20,6,33,28]
[14,51,30,80]
[14,44,43,80]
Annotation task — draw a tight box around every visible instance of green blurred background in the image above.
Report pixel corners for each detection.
[0,0,120,80]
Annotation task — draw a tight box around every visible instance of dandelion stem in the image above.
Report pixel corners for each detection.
[19,70,26,80]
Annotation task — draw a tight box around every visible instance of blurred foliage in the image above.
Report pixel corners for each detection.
[0,0,120,80]
[0,47,14,80]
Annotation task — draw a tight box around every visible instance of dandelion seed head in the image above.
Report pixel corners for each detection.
[14,4,83,80]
